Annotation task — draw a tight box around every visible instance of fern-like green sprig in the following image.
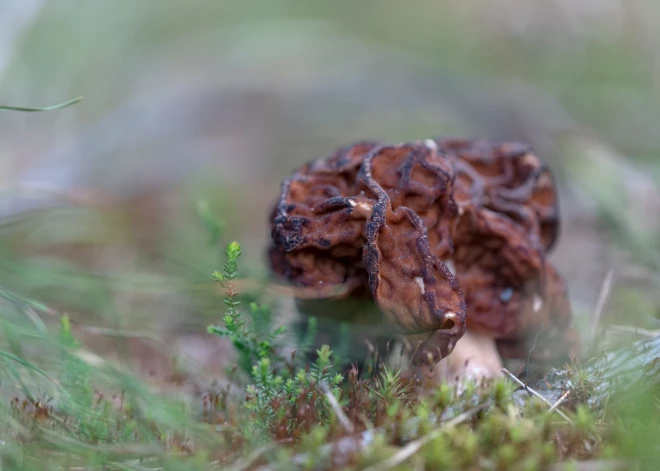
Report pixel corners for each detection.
[207,241,286,374]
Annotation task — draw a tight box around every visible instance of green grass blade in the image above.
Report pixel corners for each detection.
[0,349,60,386]
[0,96,83,112]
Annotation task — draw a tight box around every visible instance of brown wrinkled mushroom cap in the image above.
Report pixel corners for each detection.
[433,138,577,361]
[437,138,560,250]
[494,263,577,360]
[268,138,579,366]
[269,141,467,361]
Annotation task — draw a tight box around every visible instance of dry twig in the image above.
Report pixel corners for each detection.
[590,270,616,345]
[605,325,660,338]
[359,404,487,471]
[320,382,354,434]
[226,443,278,471]
[501,368,574,426]
[547,390,571,415]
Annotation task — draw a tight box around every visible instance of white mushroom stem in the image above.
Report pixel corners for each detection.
[411,329,504,392]
[441,329,503,381]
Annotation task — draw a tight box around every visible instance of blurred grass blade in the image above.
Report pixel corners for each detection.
[0,285,56,316]
[0,96,83,112]
[196,198,225,246]
[0,349,59,385]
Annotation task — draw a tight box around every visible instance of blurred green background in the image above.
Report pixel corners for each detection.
[1,0,659,384]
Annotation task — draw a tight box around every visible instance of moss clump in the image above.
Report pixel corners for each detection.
[0,240,656,470]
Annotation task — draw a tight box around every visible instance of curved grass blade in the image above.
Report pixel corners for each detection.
[0,349,60,386]
[0,96,83,112]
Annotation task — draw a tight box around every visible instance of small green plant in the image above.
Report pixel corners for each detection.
[207,241,287,375]
[243,345,343,439]
[57,315,96,438]
[206,241,351,440]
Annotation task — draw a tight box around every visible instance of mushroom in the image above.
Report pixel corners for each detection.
[269,141,467,361]
[268,138,578,381]
[411,139,578,383]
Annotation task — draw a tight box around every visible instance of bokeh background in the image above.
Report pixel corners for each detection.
[1,0,659,389]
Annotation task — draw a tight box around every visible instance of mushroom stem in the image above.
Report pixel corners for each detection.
[419,329,503,390]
